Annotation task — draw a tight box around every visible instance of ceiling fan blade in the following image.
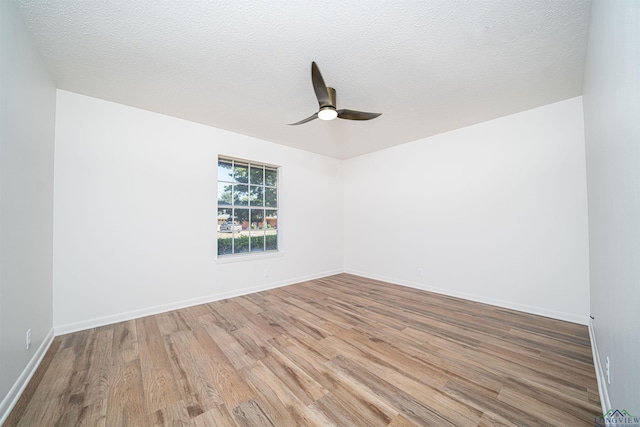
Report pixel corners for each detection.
[337,109,382,121]
[288,112,319,125]
[311,62,333,108]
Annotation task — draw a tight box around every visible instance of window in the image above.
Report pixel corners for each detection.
[217,157,278,256]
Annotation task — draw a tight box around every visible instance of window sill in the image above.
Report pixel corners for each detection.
[215,251,285,264]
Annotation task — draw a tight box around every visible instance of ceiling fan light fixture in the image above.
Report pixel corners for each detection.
[287,62,381,125]
[318,107,338,121]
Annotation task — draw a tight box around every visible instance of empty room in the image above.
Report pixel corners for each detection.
[1,0,638,426]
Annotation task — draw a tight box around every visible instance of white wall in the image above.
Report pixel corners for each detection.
[53,90,343,331]
[344,97,590,323]
[583,0,640,413]
[0,0,56,421]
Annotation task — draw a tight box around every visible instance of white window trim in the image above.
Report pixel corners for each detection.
[215,250,286,264]
[216,156,282,260]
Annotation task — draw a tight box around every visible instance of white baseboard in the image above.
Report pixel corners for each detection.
[0,328,55,426]
[589,318,610,417]
[344,269,589,325]
[54,269,344,335]
[56,268,589,335]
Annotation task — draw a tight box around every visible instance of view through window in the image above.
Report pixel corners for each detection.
[217,157,278,256]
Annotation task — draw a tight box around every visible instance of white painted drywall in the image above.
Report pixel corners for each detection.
[0,0,56,419]
[52,90,343,331]
[583,0,640,413]
[344,97,590,323]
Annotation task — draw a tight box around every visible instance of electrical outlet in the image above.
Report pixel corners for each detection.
[26,329,31,350]
[264,268,271,278]
[417,268,424,277]
[606,356,611,384]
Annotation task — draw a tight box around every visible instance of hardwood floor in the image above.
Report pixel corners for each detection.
[4,274,601,426]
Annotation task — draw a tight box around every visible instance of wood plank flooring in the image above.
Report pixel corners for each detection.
[4,274,601,426]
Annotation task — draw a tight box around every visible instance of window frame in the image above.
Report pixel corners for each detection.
[216,156,281,261]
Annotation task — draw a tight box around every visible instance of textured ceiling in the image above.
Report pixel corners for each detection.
[14,0,591,159]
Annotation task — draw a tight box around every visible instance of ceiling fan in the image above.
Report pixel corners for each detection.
[288,62,382,125]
